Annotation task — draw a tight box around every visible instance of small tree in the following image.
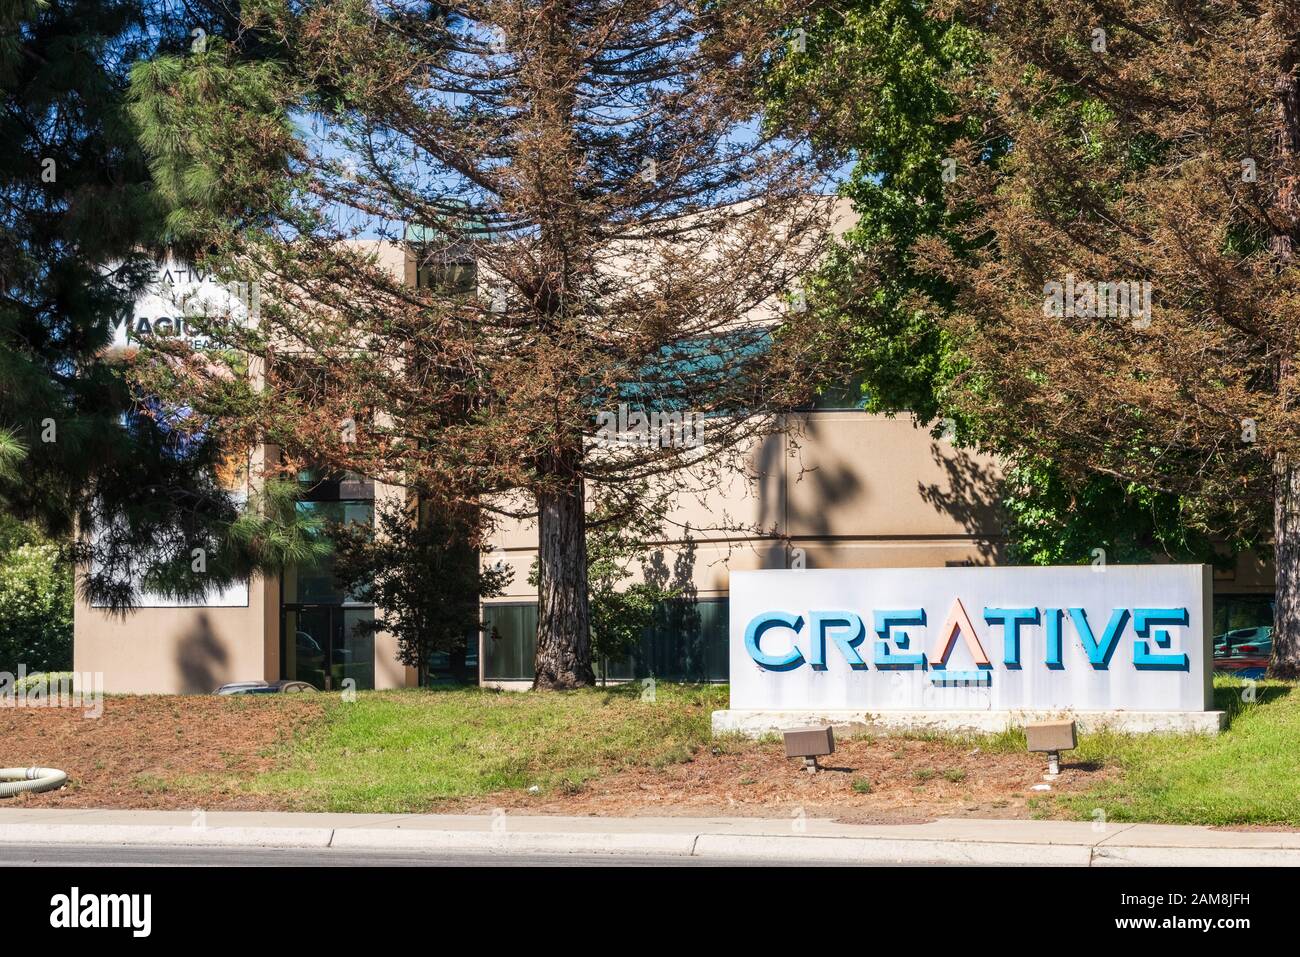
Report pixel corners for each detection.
[330,501,512,681]
[587,540,675,683]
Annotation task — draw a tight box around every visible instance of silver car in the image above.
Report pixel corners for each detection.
[213,680,318,695]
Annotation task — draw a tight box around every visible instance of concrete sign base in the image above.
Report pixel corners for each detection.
[711,708,1227,738]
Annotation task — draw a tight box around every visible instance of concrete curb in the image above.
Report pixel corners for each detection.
[1092,845,1300,867]
[690,833,1093,865]
[2,818,1299,865]
[0,824,333,848]
[329,827,700,856]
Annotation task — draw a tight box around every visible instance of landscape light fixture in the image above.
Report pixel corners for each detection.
[1024,720,1077,777]
[783,726,834,773]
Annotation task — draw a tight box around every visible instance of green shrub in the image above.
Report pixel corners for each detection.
[7,671,75,694]
[0,524,73,673]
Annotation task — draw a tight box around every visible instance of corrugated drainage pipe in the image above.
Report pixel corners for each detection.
[0,767,67,798]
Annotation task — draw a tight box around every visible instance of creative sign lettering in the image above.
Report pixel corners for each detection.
[109,260,256,352]
[729,565,1212,713]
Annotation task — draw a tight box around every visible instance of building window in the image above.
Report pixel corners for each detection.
[416,259,477,294]
[280,479,377,691]
[626,597,729,683]
[281,499,375,605]
[1212,594,1274,641]
[480,598,728,683]
[808,376,867,411]
[482,603,539,682]
[282,605,376,693]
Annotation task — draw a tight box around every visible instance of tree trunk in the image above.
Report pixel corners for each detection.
[449,643,467,684]
[1273,454,1300,677]
[1269,23,1300,677]
[533,475,594,689]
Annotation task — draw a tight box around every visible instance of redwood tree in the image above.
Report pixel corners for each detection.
[922,0,1300,676]
[129,1,845,687]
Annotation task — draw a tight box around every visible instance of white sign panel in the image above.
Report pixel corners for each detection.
[89,495,250,610]
[95,256,254,608]
[110,259,256,352]
[729,565,1212,713]
[90,581,249,610]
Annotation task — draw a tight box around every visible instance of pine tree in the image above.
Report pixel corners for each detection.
[129,0,846,688]
[1,0,323,610]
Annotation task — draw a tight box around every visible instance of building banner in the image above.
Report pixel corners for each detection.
[727,565,1214,724]
[108,258,257,353]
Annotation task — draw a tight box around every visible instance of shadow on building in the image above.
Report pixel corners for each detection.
[175,612,228,693]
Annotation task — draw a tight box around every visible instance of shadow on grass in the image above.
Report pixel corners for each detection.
[1062,760,1102,772]
[1214,679,1291,729]
[599,684,646,705]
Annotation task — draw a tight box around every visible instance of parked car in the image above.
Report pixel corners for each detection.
[1212,626,1272,678]
[213,680,318,695]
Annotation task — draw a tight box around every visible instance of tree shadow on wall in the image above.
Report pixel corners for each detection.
[642,532,711,680]
[916,440,1007,563]
[753,415,865,551]
[175,611,229,693]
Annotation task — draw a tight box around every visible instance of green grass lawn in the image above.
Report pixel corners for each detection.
[237,682,728,813]
[202,676,1298,824]
[1046,676,1300,826]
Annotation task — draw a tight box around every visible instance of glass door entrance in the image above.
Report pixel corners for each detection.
[282,606,376,691]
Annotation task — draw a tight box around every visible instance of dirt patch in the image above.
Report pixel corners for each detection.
[452,736,1108,822]
[0,697,1105,820]
[0,694,321,810]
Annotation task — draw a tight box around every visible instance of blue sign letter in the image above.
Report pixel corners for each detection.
[984,607,1040,668]
[1068,608,1130,670]
[1044,608,1064,669]
[1133,607,1190,671]
[744,612,805,671]
[873,610,926,669]
[809,611,867,670]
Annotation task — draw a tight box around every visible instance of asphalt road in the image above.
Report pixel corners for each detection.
[0,842,873,867]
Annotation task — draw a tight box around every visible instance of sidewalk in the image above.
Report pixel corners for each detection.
[1,808,1297,865]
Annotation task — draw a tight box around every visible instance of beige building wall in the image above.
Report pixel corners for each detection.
[74,465,415,694]
[485,410,1007,604]
[488,404,1276,628]
[74,580,276,695]
[75,232,1275,693]
[1208,550,1274,595]
[75,440,284,695]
